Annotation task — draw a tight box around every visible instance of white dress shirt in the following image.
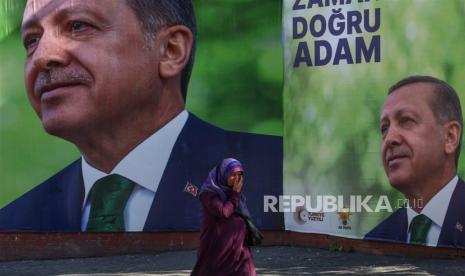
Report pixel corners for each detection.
[80,110,188,231]
[406,176,458,246]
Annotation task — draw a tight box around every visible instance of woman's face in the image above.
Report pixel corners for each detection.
[226,171,243,187]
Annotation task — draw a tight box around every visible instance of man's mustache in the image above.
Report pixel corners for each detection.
[34,68,92,97]
[385,146,411,163]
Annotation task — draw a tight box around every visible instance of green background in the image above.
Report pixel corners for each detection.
[0,0,284,208]
[284,0,465,235]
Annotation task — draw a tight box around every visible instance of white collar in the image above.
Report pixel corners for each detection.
[80,110,189,208]
[407,176,458,229]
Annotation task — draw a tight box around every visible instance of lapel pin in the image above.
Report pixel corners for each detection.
[184,181,199,197]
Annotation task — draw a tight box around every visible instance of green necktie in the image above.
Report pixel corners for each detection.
[86,174,135,232]
[409,214,432,246]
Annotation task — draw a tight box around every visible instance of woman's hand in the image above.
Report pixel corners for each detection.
[233,174,243,192]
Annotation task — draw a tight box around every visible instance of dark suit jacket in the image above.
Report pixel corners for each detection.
[364,179,465,248]
[0,113,283,232]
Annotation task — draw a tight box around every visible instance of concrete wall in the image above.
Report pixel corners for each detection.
[1,231,464,261]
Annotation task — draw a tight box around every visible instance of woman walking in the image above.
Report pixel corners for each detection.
[191,158,256,276]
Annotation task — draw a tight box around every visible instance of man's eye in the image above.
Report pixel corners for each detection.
[23,35,40,50]
[380,125,388,135]
[400,117,414,124]
[69,21,92,32]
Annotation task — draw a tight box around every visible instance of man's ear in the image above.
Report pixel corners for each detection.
[157,25,193,79]
[443,121,461,155]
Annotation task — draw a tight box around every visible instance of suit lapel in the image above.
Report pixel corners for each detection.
[386,207,409,242]
[42,159,84,231]
[143,113,229,231]
[365,207,408,243]
[438,178,465,247]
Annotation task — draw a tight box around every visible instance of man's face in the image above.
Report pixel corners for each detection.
[22,0,161,139]
[380,83,447,192]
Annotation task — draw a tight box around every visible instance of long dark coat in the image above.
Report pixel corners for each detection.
[191,191,256,276]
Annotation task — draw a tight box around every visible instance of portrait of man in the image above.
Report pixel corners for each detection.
[0,0,283,232]
[365,75,465,248]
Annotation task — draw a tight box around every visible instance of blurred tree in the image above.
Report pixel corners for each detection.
[189,0,283,135]
[0,0,24,40]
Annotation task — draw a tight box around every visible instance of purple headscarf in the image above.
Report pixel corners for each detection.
[203,158,243,189]
[200,158,250,218]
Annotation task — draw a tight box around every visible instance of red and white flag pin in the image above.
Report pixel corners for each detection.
[184,181,199,197]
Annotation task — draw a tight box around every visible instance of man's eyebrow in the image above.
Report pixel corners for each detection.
[21,0,63,33]
[21,17,40,34]
[380,107,414,122]
[21,3,105,34]
[394,108,418,118]
[379,109,390,123]
[384,107,419,122]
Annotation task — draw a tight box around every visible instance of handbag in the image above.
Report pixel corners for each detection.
[243,217,264,246]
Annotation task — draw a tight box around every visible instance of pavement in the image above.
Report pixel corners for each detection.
[1,246,464,276]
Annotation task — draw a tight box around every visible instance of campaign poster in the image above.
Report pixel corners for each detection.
[0,1,283,231]
[283,0,465,247]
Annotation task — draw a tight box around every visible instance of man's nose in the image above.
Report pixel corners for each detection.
[32,32,71,70]
[384,125,402,147]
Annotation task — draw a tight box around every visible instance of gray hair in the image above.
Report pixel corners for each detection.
[126,0,197,101]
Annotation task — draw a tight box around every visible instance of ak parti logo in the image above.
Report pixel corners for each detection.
[338,208,351,230]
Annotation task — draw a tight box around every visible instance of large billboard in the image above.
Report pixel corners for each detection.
[283,0,465,248]
[0,0,283,232]
[2,0,464,249]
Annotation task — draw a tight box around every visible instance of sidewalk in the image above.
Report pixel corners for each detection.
[1,246,464,275]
